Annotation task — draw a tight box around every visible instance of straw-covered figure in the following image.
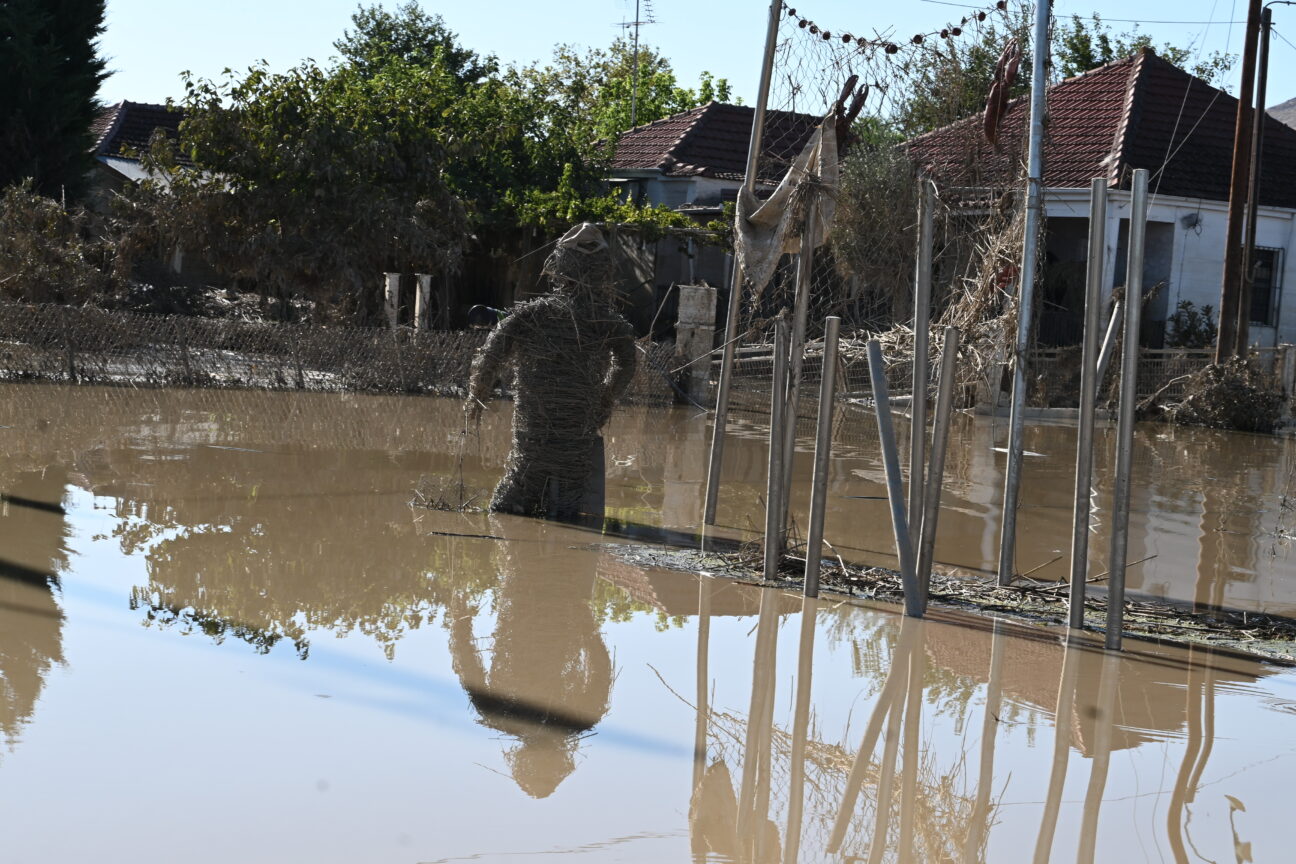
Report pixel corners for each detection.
[465,223,636,521]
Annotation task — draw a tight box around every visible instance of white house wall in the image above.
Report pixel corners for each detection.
[1044,187,1296,346]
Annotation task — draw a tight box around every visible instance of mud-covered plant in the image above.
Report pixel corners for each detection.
[1171,357,1284,433]
[1165,300,1217,349]
[0,181,112,304]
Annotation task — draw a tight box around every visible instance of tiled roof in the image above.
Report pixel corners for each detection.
[906,50,1296,209]
[91,100,186,162]
[609,102,821,182]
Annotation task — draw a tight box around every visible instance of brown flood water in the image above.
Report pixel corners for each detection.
[1,383,1294,862]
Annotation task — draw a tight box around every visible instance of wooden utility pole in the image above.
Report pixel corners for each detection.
[1217,0,1263,363]
[1239,5,1275,356]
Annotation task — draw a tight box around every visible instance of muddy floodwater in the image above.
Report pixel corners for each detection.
[1,383,1295,863]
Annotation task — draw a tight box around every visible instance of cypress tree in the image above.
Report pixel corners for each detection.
[0,0,109,200]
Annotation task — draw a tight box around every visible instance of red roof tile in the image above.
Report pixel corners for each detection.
[906,50,1296,209]
[610,102,821,182]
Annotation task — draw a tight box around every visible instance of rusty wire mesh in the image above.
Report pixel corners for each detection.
[0,302,676,405]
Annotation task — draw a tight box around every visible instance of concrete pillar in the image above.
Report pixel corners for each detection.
[414,274,433,330]
[1279,343,1296,421]
[675,283,718,401]
[384,273,400,329]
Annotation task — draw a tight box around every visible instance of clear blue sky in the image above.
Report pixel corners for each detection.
[99,1,1296,109]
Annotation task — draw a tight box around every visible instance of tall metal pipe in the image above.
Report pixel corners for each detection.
[1106,168,1150,651]
[778,217,817,546]
[867,339,921,617]
[703,0,783,526]
[997,0,1052,585]
[1096,299,1124,384]
[804,316,841,597]
[1070,178,1108,629]
[908,178,936,545]
[916,326,960,614]
[763,319,790,581]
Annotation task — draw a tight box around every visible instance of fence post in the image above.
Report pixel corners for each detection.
[293,327,306,389]
[867,339,921,617]
[384,273,400,329]
[415,274,433,331]
[763,319,790,581]
[172,318,193,384]
[804,316,840,598]
[1279,344,1296,421]
[676,284,718,403]
[59,306,77,384]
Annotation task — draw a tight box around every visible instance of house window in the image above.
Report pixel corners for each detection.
[1250,247,1281,326]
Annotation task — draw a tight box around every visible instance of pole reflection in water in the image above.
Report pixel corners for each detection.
[1076,649,1120,864]
[962,619,1005,863]
[783,595,818,864]
[1033,635,1082,864]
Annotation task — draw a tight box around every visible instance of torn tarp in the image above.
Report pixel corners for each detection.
[734,113,840,299]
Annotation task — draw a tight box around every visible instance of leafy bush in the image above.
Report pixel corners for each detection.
[1164,300,1217,349]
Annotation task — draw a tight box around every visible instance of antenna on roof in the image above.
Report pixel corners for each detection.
[616,0,657,127]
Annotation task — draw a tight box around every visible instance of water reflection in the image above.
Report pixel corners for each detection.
[0,468,69,748]
[447,517,613,799]
[681,582,1274,863]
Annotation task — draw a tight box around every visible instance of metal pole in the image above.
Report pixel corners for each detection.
[783,596,818,864]
[909,177,936,545]
[1070,178,1107,629]
[778,217,817,547]
[702,0,782,526]
[997,0,1051,585]
[1076,650,1120,864]
[1095,299,1124,384]
[1239,5,1274,356]
[896,619,925,863]
[1031,636,1081,864]
[916,326,960,614]
[962,619,1006,864]
[867,339,921,617]
[804,316,840,597]
[764,319,790,581]
[1105,168,1149,651]
[1217,0,1263,363]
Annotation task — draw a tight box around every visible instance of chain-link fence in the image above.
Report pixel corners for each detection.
[0,302,678,404]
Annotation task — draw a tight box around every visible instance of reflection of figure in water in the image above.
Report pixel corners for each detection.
[465,223,636,521]
[0,469,69,747]
[446,519,613,798]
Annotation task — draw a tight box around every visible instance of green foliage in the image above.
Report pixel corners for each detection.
[0,182,112,303]
[1055,14,1234,85]
[143,58,468,320]
[892,7,1032,137]
[1165,300,1218,348]
[0,0,109,200]
[333,0,494,83]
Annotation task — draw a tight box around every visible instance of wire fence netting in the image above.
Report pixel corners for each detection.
[0,302,679,405]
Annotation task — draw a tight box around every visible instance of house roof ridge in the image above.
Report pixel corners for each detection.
[92,101,128,155]
[659,101,724,172]
[1106,49,1150,187]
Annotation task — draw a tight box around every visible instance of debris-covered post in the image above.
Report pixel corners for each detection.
[915,326,960,614]
[1070,178,1108,629]
[414,274,433,330]
[703,0,782,527]
[997,0,1051,586]
[804,316,841,597]
[908,177,936,546]
[1106,168,1150,650]
[867,339,920,616]
[763,318,790,581]
[383,273,400,329]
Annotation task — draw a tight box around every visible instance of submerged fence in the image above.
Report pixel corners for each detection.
[0,303,677,404]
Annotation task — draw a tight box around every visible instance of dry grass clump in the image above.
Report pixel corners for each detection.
[1166,358,1284,434]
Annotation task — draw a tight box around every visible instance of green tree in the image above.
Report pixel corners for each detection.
[0,0,109,200]
[333,0,494,83]
[1054,13,1233,85]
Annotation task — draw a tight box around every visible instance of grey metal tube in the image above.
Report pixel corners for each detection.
[867,339,921,617]
[916,326,960,614]
[1070,178,1108,629]
[782,596,819,864]
[778,219,817,546]
[702,0,783,526]
[1106,168,1150,651]
[1031,636,1081,864]
[764,319,790,581]
[909,177,936,545]
[1077,650,1121,864]
[1096,300,1124,384]
[804,316,841,597]
[997,0,1052,585]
